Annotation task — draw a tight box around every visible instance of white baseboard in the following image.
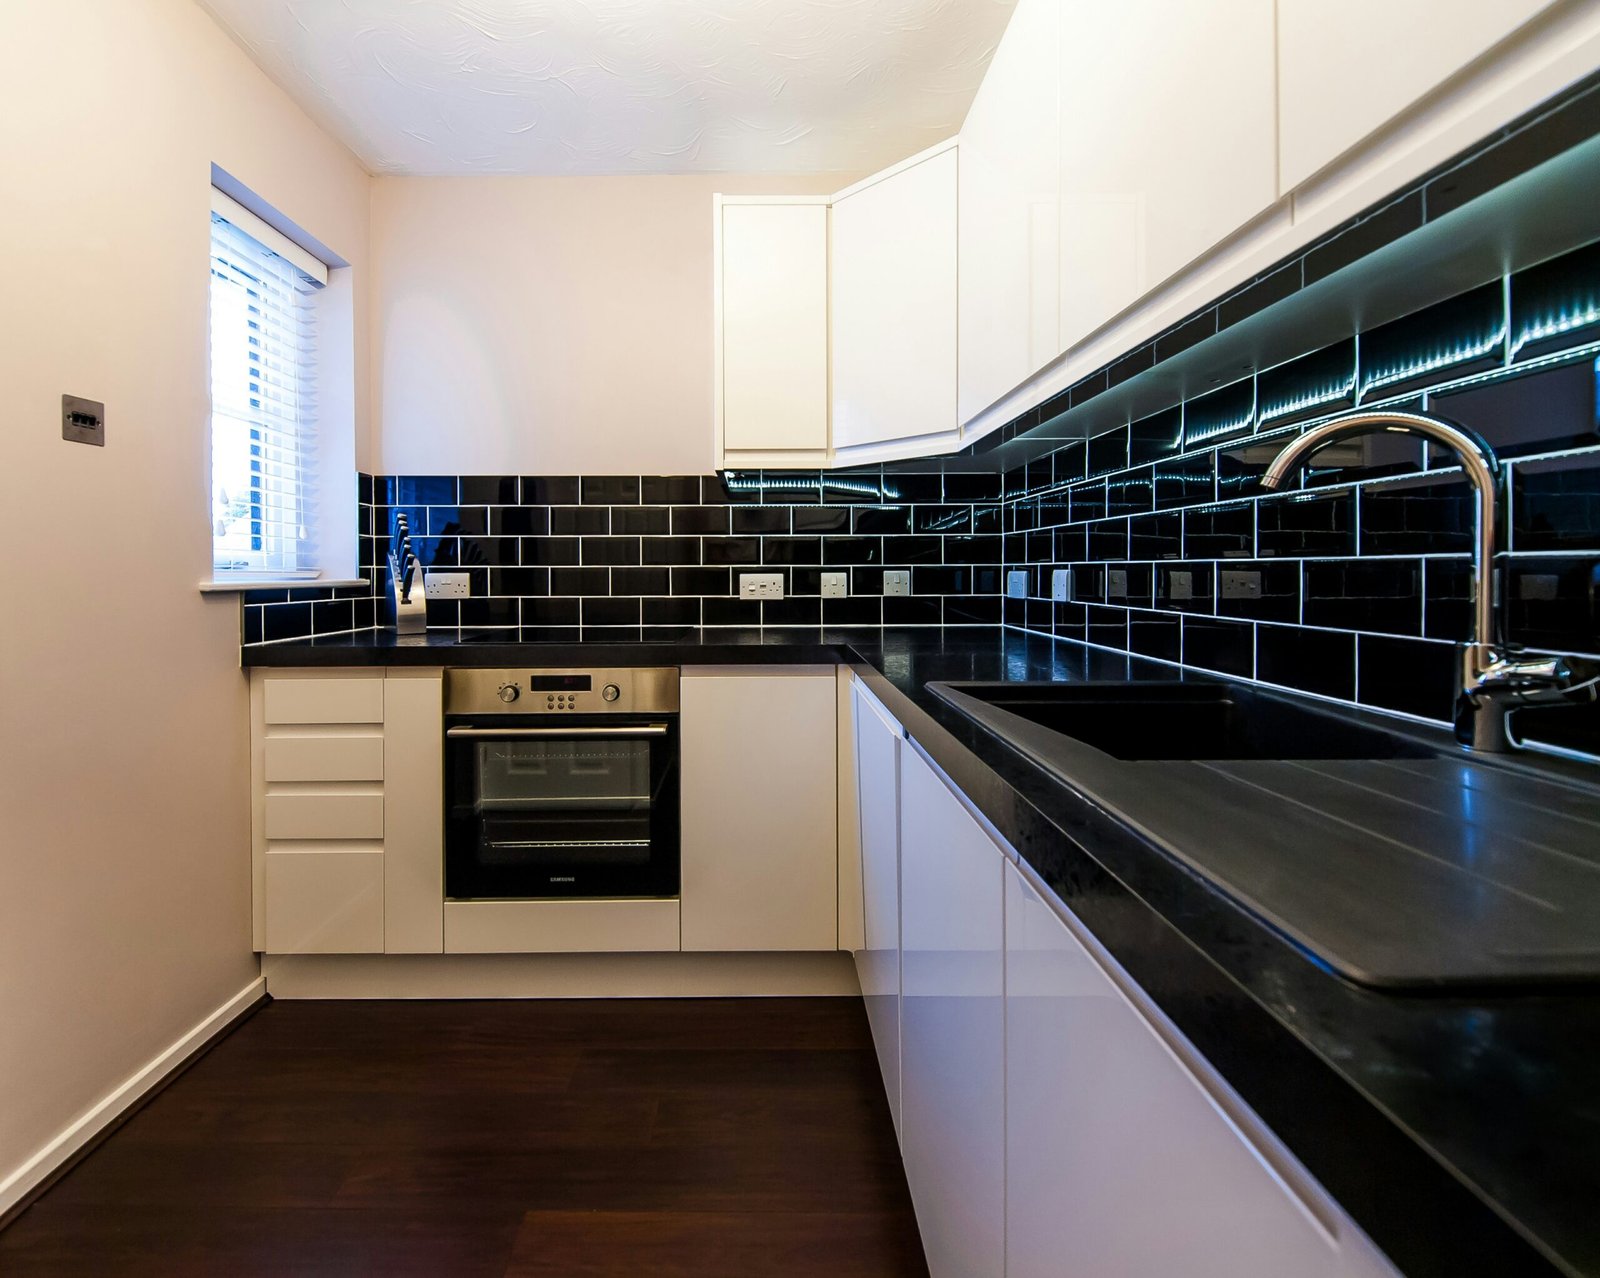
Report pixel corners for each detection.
[0,975,266,1221]
[263,951,861,999]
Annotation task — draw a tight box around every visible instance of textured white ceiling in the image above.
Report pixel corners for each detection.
[197,0,1016,176]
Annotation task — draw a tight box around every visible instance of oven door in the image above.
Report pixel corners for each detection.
[445,719,679,900]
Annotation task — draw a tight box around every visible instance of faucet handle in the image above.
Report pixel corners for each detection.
[1455,646,1599,749]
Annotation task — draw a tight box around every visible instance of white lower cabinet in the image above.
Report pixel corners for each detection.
[251,668,445,956]
[680,667,839,951]
[852,681,904,1138]
[1004,862,1399,1278]
[899,743,1006,1278]
[263,849,384,955]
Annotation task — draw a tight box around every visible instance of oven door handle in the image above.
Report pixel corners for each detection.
[446,724,670,739]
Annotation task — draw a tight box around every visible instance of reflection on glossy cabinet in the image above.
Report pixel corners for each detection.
[680,668,838,952]
[715,198,830,460]
[831,142,958,456]
[898,745,1005,1278]
[957,0,1060,424]
[1057,0,1276,352]
[1277,0,1559,192]
[851,682,903,1139]
[1003,862,1398,1278]
[263,850,384,955]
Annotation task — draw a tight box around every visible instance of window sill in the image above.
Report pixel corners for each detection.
[199,578,370,594]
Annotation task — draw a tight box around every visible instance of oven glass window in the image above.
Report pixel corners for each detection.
[474,738,653,867]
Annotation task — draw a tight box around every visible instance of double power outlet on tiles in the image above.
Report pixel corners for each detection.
[740,570,909,601]
[424,571,472,599]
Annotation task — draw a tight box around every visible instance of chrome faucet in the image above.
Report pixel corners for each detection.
[1259,409,1596,752]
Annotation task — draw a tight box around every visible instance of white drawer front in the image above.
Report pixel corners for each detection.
[263,677,384,725]
[264,851,384,953]
[265,736,383,782]
[264,792,384,841]
[443,899,681,953]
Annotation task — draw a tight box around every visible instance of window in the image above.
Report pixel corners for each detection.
[209,189,328,577]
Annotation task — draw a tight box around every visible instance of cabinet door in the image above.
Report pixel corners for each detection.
[831,144,958,453]
[1004,863,1363,1278]
[898,745,1004,1278]
[718,200,829,455]
[264,850,384,955]
[1278,0,1559,193]
[957,0,1060,424]
[383,671,444,954]
[852,681,903,1138]
[680,668,838,951]
[1057,0,1276,352]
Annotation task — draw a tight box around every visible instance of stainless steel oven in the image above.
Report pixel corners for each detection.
[444,668,679,900]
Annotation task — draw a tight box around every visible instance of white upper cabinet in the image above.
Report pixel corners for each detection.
[1278,0,1561,193]
[1057,0,1277,352]
[715,198,830,462]
[831,142,959,458]
[957,0,1060,425]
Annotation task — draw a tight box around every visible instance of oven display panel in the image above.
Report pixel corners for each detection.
[527,675,592,692]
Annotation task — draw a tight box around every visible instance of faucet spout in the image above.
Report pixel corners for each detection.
[1258,410,1500,662]
[1259,410,1550,750]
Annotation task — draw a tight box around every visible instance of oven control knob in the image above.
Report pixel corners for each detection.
[601,683,621,703]
[497,683,520,703]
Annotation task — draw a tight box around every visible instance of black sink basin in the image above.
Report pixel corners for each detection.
[930,680,1437,761]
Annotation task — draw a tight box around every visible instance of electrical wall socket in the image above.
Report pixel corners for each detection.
[1220,570,1263,600]
[739,572,785,600]
[1051,569,1072,602]
[820,572,848,598]
[882,569,911,597]
[425,571,471,599]
[1006,570,1029,599]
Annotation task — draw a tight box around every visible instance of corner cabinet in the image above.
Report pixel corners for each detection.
[831,141,960,463]
[713,144,961,471]
[250,669,444,955]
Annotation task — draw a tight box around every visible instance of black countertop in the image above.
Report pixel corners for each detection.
[244,627,1600,1277]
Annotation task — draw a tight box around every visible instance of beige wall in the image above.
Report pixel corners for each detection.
[0,0,369,1192]
[372,173,843,477]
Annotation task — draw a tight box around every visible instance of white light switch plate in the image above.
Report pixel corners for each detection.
[820,572,848,598]
[739,572,785,600]
[1051,569,1072,602]
[425,571,471,598]
[882,569,911,597]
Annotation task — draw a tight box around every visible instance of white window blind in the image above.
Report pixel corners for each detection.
[209,192,325,576]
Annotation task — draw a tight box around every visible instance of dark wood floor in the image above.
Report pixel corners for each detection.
[0,998,927,1277]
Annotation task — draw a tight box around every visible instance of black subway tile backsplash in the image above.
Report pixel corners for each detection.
[1183,379,1255,449]
[999,241,1600,739]
[1256,625,1356,702]
[1511,454,1600,552]
[1359,474,1475,556]
[1130,407,1183,466]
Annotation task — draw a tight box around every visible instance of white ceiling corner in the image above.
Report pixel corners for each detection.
[196,0,1017,176]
